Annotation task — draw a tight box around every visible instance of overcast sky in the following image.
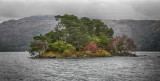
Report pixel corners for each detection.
[0,0,160,22]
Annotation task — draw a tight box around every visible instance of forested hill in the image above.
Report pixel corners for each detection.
[0,15,160,51]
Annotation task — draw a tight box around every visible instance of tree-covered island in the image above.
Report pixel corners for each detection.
[29,14,136,58]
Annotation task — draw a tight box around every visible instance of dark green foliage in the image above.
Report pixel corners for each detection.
[45,30,56,43]
[91,19,114,37]
[29,14,114,56]
[52,14,113,50]
[53,14,92,50]
[80,17,92,34]
[34,34,46,41]
[98,32,111,49]
[29,34,48,56]
[29,41,44,56]
[29,14,138,57]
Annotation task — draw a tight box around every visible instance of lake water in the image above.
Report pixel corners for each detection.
[0,52,160,81]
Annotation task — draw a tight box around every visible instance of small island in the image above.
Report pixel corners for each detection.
[29,14,136,58]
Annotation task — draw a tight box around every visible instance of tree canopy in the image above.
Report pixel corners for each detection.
[29,14,136,58]
[52,14,114,50]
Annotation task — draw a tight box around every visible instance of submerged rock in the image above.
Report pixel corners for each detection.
[129,54,137,57]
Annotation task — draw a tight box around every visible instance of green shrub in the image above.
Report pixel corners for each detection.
[93,50,112,57]
[62,50,74,57]
[40,51,56,58]
[49,40,76,53]
[92,36,100,44]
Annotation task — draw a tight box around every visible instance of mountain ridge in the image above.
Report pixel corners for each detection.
[0,15,160,51]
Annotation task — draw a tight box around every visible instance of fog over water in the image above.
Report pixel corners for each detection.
[0,52,160,81]
[1,0,160,22]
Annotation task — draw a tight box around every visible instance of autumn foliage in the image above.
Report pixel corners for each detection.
[29,14,137,58]
[110,35,136,55]
[85,41,98,53]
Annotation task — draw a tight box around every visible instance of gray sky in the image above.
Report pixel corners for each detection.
[0,0,160,22]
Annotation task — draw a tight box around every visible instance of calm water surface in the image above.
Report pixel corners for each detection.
[0,52,160,81]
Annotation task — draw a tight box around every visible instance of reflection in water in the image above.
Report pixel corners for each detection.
[0,52,160,81]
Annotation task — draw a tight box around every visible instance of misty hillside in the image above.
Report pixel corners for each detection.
[0,15,160,51]
[102,20,160,51]
[0,15,57,51]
